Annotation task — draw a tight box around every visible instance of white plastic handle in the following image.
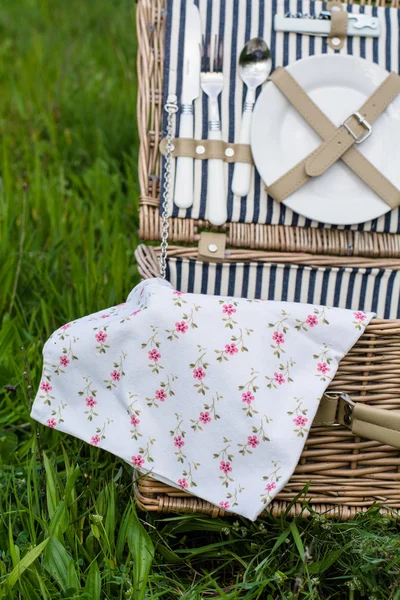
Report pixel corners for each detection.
[174,111,194,209]
[207,128,227,226]
[231,109,253,197]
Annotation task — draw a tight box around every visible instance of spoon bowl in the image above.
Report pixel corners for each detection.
[238,38,272,94]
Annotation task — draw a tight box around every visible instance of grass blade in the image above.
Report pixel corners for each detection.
[84,561,101,600]
[126,505,154,600]
[7,537,50,588]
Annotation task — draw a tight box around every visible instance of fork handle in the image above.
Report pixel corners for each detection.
[174,109,194,209]
[207,128,227,226]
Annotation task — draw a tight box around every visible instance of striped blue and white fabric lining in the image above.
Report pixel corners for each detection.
[165,257,400,318]
[163,0,400,233]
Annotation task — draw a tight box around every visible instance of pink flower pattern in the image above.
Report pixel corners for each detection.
[222,304,236,316]
[175,321,188,334]
[293,415,308,427]
[354,311,366,321]
[199,411,211,424]
[95,331,107,343]
[193,367,206,380]
[272,332,285,345]
[241,392,254,405]
[148,349,161,362]
[111,370,121,382]
[35,279,372,519]
[220,461,232,474]
[155,389,167,402]
[174,435,185,448]
[274,372,286,385]
[247,435,259,449]
[132,455,145,467]
[306,315,318,327]
[265,482,276,492]
[317,362,330,375]
[224,343,238,356]
[40,382,52,393]
[86,396,97,408]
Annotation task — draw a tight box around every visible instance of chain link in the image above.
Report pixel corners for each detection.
[160,94,178,279]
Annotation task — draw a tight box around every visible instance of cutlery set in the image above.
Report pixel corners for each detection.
[172,1,383,226]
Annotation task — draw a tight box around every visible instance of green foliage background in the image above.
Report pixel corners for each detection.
[0,1,399,598]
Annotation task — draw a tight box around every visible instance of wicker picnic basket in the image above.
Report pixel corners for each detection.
[134,0,400,519]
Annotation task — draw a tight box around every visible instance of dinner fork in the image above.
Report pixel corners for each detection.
[200,34,227,226]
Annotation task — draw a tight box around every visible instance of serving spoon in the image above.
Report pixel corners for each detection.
[231,38,272,198]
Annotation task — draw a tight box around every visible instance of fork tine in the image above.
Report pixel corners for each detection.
[218,35,224,71]
[213,34,218,73]
[201,34,208,72]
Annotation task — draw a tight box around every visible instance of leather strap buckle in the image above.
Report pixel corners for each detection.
[342,111,372,144]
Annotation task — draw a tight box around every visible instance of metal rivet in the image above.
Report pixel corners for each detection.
[196,145,205,155]
[208,243,218,253]
[331,37,341,47]
[344,414,352,426]
[225,147,235,157]
[344,404,353,415]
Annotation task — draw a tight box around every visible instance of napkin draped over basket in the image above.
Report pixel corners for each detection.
[31,278,378,520]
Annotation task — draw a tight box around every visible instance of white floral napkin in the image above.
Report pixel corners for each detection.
[31,278,374,520]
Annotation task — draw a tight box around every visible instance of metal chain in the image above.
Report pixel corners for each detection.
[160,94,178,279]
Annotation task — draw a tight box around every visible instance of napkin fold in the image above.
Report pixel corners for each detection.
[31,278,374,520]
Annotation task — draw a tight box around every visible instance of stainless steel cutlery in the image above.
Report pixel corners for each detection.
[231,38,271,198]
[200,34,226,226]
[173,2,202,209]
[274,12,380,37]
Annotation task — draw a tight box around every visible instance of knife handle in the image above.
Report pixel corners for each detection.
[207,128,227,226]
[174,109,194,209]
[231,98,254,197]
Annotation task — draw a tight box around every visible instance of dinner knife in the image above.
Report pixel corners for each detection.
[174,2,202,210]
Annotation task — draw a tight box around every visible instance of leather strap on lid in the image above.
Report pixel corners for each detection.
[267,68,400,209]
[314,393,400,449]
[327,2,348,51]
[306,72,400,177]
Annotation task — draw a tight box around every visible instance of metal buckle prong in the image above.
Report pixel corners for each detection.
[342,112,372,144]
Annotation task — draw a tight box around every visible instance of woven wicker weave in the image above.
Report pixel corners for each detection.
[135,0,400,518]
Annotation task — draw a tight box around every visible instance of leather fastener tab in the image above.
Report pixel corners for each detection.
[159,138,253,164]
[313,394,339,426]
[198,232,226,262]
[327,2,348,51]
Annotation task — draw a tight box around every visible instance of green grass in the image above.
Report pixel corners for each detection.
[1,1,400,598]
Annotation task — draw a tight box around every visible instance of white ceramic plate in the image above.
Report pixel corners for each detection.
[251,54,400,225]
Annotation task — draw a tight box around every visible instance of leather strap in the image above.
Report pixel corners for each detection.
[307,72,400,176]
[327,2,348,51]
[159,137,253,164]
[267,68,400,209]
[314,394,400,450]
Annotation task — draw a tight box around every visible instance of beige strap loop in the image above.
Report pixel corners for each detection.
[267,68,400,209]
[159,137,253,164]
[314,394,400,449]
[327,2,348,50]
